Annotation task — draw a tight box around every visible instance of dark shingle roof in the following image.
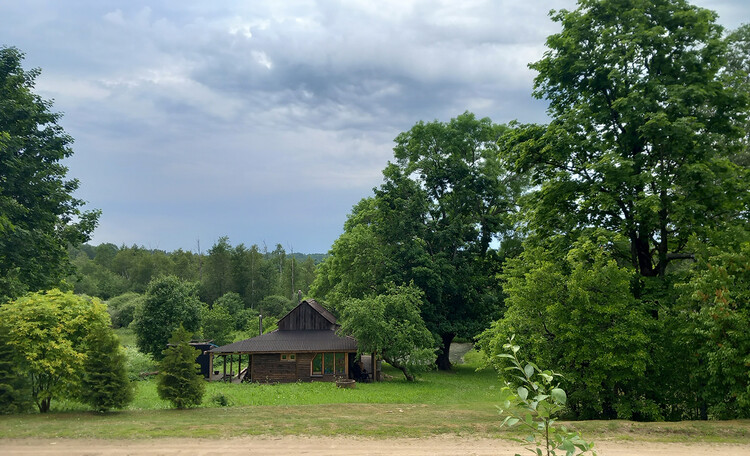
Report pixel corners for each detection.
[305,299,337,325]
[208,330,357,354]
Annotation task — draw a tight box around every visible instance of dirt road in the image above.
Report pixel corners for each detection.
[5,436,750,456]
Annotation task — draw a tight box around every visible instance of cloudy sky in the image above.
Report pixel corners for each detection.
[2,1,748,253]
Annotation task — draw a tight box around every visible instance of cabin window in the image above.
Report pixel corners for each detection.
[324,353,334,374]
[311,353,347,377]
[280,353,296,362]
[335,353,346,375]
[311,354,322,375]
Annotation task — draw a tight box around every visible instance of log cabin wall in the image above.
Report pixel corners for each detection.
[249,352,353,383]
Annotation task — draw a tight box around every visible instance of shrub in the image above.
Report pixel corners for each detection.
[157,326,205,409]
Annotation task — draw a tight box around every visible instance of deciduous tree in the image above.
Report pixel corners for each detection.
[504,0,748,279]
[338,285,435,382]
[0,47,99,302]
[134,276,201,359]
[0,289,110,412]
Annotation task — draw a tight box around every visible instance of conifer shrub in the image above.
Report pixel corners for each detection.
[157,325,205,409]
[79,326,134,412]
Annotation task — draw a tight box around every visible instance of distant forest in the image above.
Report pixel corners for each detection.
[67,237,325,307]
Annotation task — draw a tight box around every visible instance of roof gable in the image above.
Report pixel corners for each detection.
[277,299,337,331]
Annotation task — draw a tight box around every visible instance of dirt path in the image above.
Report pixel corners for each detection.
[5,436,750,456]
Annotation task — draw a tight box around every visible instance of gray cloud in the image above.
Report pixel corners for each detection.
[1,0,747,252]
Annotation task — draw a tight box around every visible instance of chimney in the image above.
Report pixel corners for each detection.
[259,314,263,335]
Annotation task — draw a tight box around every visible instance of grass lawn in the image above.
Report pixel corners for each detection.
[2,353,749,443]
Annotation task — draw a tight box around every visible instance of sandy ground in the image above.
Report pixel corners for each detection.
[5,436,750,456]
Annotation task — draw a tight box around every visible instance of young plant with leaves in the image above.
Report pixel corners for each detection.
[497,336,596,456]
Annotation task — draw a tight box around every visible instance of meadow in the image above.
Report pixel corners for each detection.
[2,349,750,444]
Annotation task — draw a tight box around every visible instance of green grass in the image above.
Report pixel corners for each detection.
[113,327,136,348]
[3,351,750,443]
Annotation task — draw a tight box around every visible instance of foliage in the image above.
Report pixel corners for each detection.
[200,304,233,346]
[157,325,205,409]
[134,275,202,360]
[79,325,134,412]
[676,236,750,419]
[478,237,653,419]
[724,23,750,167]
[0,289,110,412]
[497,336,596,456]
[123,346,157,382]
[66,241,319,311]
[339,284,436,381]
[504,0,748,278]
[259,294,295,318]
[106,292,144,329]
[313,112,523,370]
[0,324,32,414]
[0,47,100,302]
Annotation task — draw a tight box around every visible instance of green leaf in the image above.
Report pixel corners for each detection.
[551,388,567,405]
[517,386,529,400]
[524,363,534,378]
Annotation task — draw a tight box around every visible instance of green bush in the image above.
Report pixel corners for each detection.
[123,346,157,381]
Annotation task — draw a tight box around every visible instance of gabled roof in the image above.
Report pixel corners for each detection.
[305,299,337,325]
[208,330,357,354]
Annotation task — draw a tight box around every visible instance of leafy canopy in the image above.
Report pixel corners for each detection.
[0,289,110,412]
[0,47,99,302]
[338,284,435,382]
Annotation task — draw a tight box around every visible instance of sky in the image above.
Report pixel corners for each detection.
[2,1,748,254]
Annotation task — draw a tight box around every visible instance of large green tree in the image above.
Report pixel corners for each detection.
[313,112,521,370]
[0,47,99,302]
[503,0,748,279]
[478,237,653,419]
[724,23,750,167]
[0,289,110,412]
[133,275,202,359]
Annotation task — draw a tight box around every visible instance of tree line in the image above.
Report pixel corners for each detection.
[68,239,321,307]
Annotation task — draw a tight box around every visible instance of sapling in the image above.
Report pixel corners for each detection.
[497,335,596,456]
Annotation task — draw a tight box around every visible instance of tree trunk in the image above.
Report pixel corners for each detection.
[436,333,455,371]
[387,358,415,382]
[39,397,50,413]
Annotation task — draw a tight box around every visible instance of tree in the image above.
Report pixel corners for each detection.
[724,23,750,167]
[478,237,653,419]
[313,112,521,370]
[200,304,233,346]
[0,289,110,412]
[0,47,100,302]
[106,292,144,329]
[157,325,205,409]
[79,325,134,412]
[133,275,202,360]
[676,234,750,419]
[201,236,233,304]
[504,0,748,279]
[338,284,435,381]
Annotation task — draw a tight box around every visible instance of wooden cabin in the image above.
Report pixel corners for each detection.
[207,299,371,383]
